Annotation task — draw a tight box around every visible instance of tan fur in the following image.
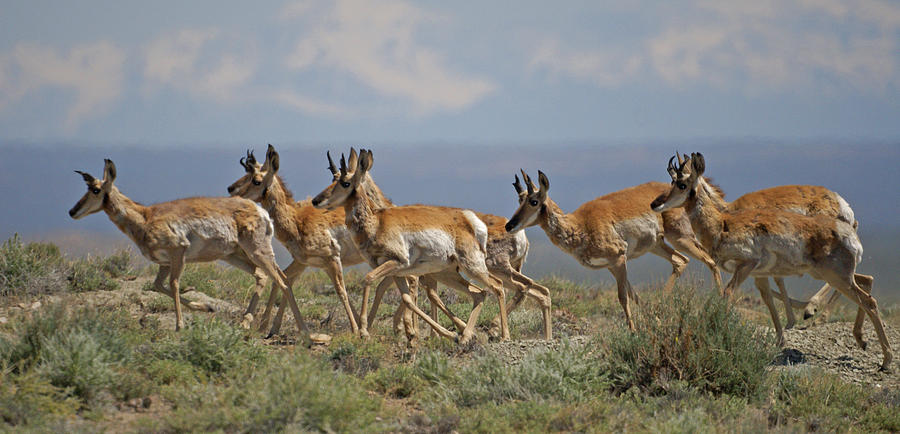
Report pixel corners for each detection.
[652,153,891,371]
[70,159,312,345]
[506,173,722,331]
[312,149,507,345]
[227,146,370,336]
[727,184,856,324]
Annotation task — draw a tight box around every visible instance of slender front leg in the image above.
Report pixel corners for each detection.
[394,274,458,344]
[367,276,397,328]
[650,240,688,293]
[359,261,403,337]
[168,249,187,330]
[773,278,796,329]
[264,261,306,337]
[323,257,359,334]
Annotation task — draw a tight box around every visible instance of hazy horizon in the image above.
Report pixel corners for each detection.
[5,140,898,300]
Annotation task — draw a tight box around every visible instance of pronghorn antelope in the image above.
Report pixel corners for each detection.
[311,149,508,345]
[674,150,856,327]
[69,159,312,345]
[505,170,722,331]
[651,153,891,371]
[227,146,401,337]
[364,173,553,340]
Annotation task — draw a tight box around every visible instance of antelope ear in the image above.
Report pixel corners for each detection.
[691,153,705,176]
[269,151,280,174]
[537,170,550,193]
[355,149,373,176]
[103,159,117,184]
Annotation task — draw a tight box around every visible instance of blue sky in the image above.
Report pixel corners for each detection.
[1,0,899,145]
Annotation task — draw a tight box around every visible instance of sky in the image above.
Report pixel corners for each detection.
[1,0,899,145]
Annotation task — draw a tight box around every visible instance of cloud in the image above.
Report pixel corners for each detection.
[530,0,900,94]
[281,0,495,115]
[144,29,255,101]
[0,41,125,130]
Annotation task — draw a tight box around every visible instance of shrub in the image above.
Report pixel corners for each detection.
[152,318,264,377]
[329,336,386,377]
[601,287,778,398]
[0,366,78,427]
[431,340,608,408]
[67,256,120,292]
[0,234,66,296]
[99,249,133,278]
[0,303,144,409]
[165,352,383,432]
[365,364,424,398]
[37,329,119,404]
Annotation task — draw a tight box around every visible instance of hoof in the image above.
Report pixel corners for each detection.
[858,340,868,351]
[358,329,371,339]
[459,333,475,346]
[240,314,253,330]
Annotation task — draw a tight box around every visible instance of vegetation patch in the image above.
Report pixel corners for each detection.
[601,287,778,398]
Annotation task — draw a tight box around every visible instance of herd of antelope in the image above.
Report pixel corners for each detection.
[68,147,892,371]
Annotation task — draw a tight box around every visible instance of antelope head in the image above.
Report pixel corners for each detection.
[650,152,706,212]
[505,170,549,233]
[69,159,117,219]
[311,148,370,210]
[227,145,279,201]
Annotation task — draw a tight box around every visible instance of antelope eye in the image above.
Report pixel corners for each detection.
[92,188,101,194]
[252,179,262,186]
[678,183,687,190]
[529,199,539,206]
[341,182,351,188]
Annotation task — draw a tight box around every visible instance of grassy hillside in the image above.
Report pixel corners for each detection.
[1,235,899,432]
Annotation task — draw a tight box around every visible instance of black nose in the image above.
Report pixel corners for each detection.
[650,198,663,210]
[68,208,76,217]
[227,185,235,193]
[504,220,515,233]
[311,197,321,207]
[803,311,814,320]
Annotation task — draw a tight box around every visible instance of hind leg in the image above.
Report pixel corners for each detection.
[608,256,636,331]
[433,271,486,344]
[823,271,891,371]
[754,278,784,346]
[851,274,875,350]
[421,274,468,333]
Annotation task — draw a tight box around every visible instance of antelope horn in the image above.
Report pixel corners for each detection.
[327,151,338,175]
[521,169,535,195]
[668,155,676,172]
[675,150,683,166]
[339,153,347,178]
[512,174,524,194]
[247,150,257,167]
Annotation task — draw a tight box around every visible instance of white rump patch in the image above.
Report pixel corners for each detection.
[461,210,488,251]
[832,193,856,228]
[255,204,274,237]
